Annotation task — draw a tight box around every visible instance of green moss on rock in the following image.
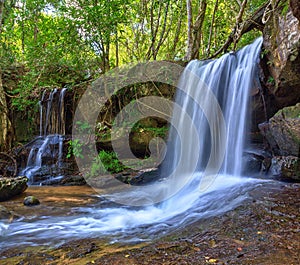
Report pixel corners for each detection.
[0,176,28,201]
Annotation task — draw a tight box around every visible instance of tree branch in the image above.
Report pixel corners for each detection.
[209,1,268,59]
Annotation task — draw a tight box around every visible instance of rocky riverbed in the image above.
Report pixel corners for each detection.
[0,180,299,265]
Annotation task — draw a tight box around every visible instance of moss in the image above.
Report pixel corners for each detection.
[275,103,300,119]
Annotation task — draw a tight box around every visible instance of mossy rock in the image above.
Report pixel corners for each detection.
[275,103,300,119]
[23,196,40,206]
[0,176,28,201]
[259,103,300,156]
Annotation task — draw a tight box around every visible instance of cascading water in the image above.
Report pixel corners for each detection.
[20,88,68,184]
[1,38,268,248]
[164,37,263,180]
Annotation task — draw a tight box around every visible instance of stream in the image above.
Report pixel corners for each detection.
[1,175,272,250]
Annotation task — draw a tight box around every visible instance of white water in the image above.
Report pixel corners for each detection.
[39,90,47,137]
[164,37,263,181]
[1,38,265,248]
[44,88,57,136]
[0,175,265,248]
[58,87,67,135]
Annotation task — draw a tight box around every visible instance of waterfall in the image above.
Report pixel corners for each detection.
[3,39,267,248]
[21,88,68,184]
[163,38,263,187]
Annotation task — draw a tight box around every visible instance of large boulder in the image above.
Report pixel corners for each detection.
[259,103,300,156]
[0,176,28,201]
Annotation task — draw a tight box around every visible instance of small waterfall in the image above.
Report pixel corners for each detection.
[21,88,68,184]
[44,88,57,136]
[39,90,47,136]
[58,87,67,135]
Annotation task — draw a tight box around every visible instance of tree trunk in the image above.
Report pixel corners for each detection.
[0,71,13,151]
[191,0,207,59]
[0,0,13,151]
[206,0,219,57]
[185,0,193,61]
[185,0,207,61]
[0,0,4,31]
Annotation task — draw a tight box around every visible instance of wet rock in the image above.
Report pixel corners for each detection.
[115,172,132,184]
[259,103,300,156]
[129,168,161,185]
[270,156,300,180]
[87,174,124,189]
[23,196,40,206]
[59,175,86,186]
[262,157,272,173]
[0,176,28,201]
[0,205,12,220]
[242,152,264,175]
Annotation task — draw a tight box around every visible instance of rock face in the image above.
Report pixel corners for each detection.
[264,10,300,94]
[255,1,300,181]
[259,103,300,156]
[254,2,300,130]
[0,176,28,201]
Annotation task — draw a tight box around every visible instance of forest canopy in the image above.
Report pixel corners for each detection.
[0,0,282,150]
[0,0,268,88]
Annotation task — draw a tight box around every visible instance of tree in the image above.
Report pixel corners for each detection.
[185,0,207,61]
[0,0,14,151]
[0,0,271,152]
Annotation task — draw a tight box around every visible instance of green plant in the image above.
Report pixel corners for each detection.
[89,150,126,176]
[66,139,84,159]
[267,76,275,85]
[132,123,169,138]
[75,121,92,134]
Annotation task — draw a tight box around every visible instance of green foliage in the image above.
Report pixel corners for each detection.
[267,76,275,85]
[133,123,168,138]
[75,121,92,134]
[279,0,290,16]
[67,139,84,159]
[1,0,270,114]
[89,150,126,176]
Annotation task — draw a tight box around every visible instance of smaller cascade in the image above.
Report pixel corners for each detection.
[21,88,69,185]
[58,87,68,135]
[39,90,47,136]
